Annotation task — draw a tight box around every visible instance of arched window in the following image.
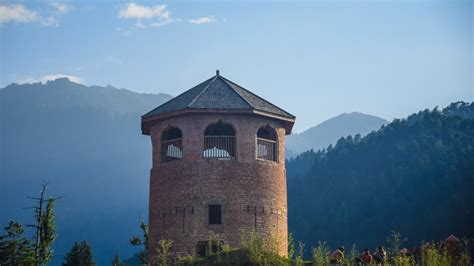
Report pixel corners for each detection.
[256,126,278,162]
[203,122,236,159]
[161,127,183,162]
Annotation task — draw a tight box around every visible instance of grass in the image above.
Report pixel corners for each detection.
[155,231,472,266]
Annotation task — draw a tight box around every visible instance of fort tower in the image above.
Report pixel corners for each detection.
[141,71,295,261]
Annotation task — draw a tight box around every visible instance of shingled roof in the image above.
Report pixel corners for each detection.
[141,71,295,134]
[143,71,294,118]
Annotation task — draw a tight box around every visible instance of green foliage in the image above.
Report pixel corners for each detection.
[240,230,266,265]
[154,239,173,266]
[130,220,149,265]
[112,251,124,266]
[459,238,472,266]
[190,249,290,266]
[62,240,95,266]
[295,241,305,266]
[179,231,289,265]
[424,245,450,266]
[349,244,358,265]
[0,220,35,265]
[206,231,221,256]
[417,240,472,266]
[312,241,330,266]
[393,254,415,266]
[386,231,407,256]
[238,230,290,266]
[176,254,198,266]
[287,102,474,251]
[38,197,57,265]
[221,243,235,253]
[288,233,295,260]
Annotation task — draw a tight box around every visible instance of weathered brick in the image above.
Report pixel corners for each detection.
[145,112,289,262]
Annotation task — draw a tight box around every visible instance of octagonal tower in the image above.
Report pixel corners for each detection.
[141,70,295,261]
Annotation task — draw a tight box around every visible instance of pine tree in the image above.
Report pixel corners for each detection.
[0,220,35,265]
[112,251,124,266]
[38,198,56,265]
[27,182,59,265]
[62,241,95,266]
[130,220,148,264]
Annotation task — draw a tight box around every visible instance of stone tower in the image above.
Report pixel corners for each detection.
[141,71,295,261]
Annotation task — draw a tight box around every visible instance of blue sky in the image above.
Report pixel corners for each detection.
[1,0,472,132]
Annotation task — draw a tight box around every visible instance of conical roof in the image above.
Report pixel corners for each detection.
[142,71,295,135]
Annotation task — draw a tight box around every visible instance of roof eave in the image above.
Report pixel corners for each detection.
[141,108,295,135]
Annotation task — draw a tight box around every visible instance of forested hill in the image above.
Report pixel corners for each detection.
[287,102,474,253]
[0,79,172,265]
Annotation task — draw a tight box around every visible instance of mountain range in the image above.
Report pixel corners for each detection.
[287,102,474,256]
[2,78,470,264]
[0,79,171,265]
[286,112,388,158]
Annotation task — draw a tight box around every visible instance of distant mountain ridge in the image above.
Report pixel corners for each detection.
[1,78,171,116]
[0,78,172,265]
[0,79,390,264]
[286,112,388,157]
[2,78,471,264]
[287,102,474,256]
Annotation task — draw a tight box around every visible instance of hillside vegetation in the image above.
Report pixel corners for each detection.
[287,102,474,253]
[286,112,387,158]
[0,79,172,265]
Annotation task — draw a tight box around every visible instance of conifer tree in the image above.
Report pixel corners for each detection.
[0,220,35,265]
[38,198,56,265]
[27,182,59,266]
[130,220,148,264]
[62,241,95,266]
[112,251,124,266]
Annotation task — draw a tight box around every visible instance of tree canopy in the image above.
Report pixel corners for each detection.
[287,102,474,252]
[62,241,95,266]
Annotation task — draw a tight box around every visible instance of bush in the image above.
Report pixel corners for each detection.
[312,241,330,266]
[154,239,173,266]
[240,230,266,264]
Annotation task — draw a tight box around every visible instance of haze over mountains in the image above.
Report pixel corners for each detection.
[286,113,388,158]
[1,78,471,264]
[1,79,171,265]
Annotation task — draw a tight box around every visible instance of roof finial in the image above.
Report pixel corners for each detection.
[216,70,220,76]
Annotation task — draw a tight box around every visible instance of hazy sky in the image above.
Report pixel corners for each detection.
[1,0,472,132]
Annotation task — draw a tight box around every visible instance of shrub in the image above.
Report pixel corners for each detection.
[240,230,265,265]
[348,244,358,265]
[421,242,450,266]
[295,241,305,266]
[288,233,296,260]
[176,255,197,266]
[312,241,330,266]
[154,239,173,266]
[393,254,415,266]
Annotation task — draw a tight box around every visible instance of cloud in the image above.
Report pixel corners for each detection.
[0,4,39,25]
[116,27,132,37]
[150,20,172,28]
[119,2,168,19]
[0,3,64,27]
[118,2,172,28]
[18,74,84,84]
[42,16,58,27]
[188,16,216,25]
[50,2,71,14]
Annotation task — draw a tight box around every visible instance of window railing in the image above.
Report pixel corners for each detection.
[161,138,183,162]
[257,138,277,162]
[203,136,236,159]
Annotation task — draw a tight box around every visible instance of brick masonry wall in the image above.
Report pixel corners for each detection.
[146,113,288,262]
